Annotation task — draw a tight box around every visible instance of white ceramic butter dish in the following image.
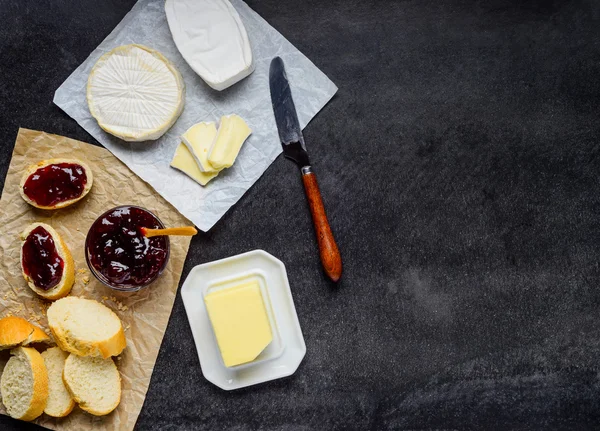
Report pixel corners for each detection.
[181,250,306,390]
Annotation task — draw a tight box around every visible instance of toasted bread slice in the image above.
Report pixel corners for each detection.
[41,347,75,417]
[19,158,93,210]
[63,354,121,416]
[20,223,75,300]
[0,316,34,350]
[47,297,126,358]
[0,347,48,421]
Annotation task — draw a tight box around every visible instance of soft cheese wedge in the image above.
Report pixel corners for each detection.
[208,115,252,170]
[171,143,220,186]
[181,122,219,172]
[204,281,273,367]
[87,44,185,142]
[165,0,254,90]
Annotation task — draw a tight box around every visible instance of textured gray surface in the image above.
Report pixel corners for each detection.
[2,0,600,430]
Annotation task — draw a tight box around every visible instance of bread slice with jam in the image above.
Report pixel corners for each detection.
[19,158,93,210]
[20,222,75,300]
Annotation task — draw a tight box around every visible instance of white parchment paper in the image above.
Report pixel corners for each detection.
[54,0,338,231]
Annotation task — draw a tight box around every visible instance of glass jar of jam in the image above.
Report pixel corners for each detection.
[85,205,170,291]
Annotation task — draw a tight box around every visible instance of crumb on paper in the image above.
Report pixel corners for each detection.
[115,301,129,312]
[77,268,87,274]
[39,302,49,314]
[82,276,90,284]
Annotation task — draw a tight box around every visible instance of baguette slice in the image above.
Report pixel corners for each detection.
[0,347,48,421]
[20,223,75,300]
[47,297,126,358]
[0,317,52,350]
[63,354,121,416]
[0,316,34,350]
[41,347,75,417]
[19,158,93,210]
[23,324,52,346]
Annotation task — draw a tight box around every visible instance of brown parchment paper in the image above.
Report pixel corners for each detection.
[0,128,192,431]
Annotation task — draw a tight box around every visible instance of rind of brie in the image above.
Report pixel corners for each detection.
[208,115,252,170]
[171,143,219,186]
[87,44,185,142]
[181,122,219,173]
[165,0,254,91]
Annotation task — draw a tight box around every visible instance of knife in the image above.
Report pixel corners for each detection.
[269,57,342,282]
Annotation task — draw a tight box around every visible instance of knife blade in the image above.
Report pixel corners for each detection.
[269,57,310,167]
[269,57,342,282]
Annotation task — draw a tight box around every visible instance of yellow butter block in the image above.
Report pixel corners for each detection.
[204,281,272,367]
[181,122,219,173]
[207,114,252,170]
[170,142,219,186]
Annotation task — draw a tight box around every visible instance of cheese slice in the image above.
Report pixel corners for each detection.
[87,44,185,142]
[204,281,272,368]
[181,122,219,172]
[208,115,252,170]
[165,0,254,91]
[170,143,219,186]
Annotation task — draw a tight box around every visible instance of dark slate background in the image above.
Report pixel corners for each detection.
[2,0,600,429]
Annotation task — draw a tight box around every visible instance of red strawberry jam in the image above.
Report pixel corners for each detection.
[23,163,87,207]
[85,206,169,289]
[21,226,64,291]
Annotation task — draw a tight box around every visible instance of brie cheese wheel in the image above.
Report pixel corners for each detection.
[181,122,219,172]
[87,44,185,142]
[165,0,254,91]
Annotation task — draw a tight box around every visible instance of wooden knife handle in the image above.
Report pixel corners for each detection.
[301,167,342,282]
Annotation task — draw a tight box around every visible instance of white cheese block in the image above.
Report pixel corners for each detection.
[208,115,252,170]
[165,0,254,91]
[171,143,219,186]
[181,122,219,172]
[87,44,185,142]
